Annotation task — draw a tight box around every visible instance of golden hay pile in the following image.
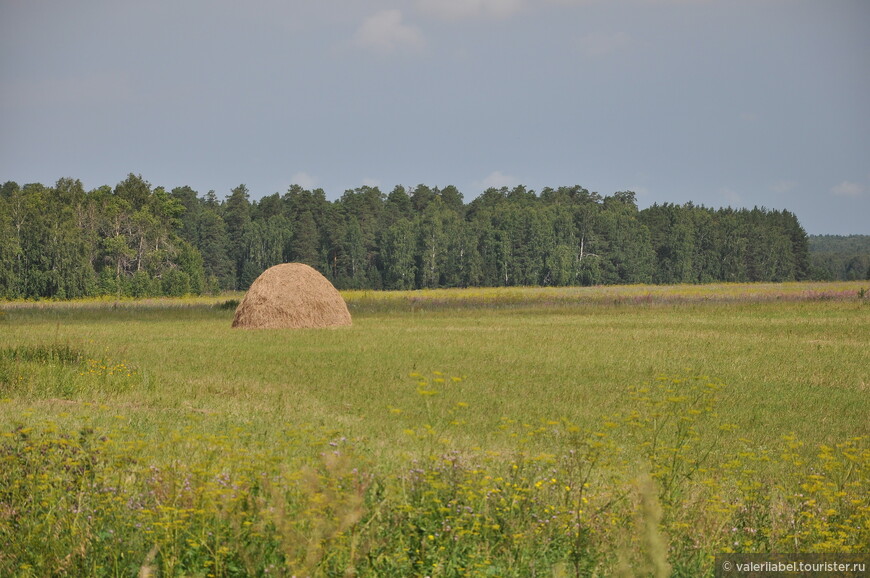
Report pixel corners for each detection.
[231,263,352,329]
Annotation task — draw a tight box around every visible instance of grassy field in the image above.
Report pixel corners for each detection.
[1,282,868,576]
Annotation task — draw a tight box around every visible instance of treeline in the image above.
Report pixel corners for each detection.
[808,235,870,281]
[0,175,813,299]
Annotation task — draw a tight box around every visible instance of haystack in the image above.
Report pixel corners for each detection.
[232,263,351,329]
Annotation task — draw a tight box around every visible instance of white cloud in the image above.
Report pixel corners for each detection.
[830,181,865,198]
[418,0,524,20]
[354,9,425,53]
[477,170,521,190]
[577,31,632,57]
[770,180,797,194]
[291,171,317,190]
[719,187,742,205]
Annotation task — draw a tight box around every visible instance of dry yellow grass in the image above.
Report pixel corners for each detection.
[232,263,352,329]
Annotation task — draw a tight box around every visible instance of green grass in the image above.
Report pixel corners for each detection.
[1,282,868,576]
[4,284,865,452]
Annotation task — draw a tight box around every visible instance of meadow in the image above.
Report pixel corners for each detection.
[1,281,868,576]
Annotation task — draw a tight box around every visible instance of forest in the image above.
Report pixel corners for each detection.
[0,174,842,299]
[808,235,870,282]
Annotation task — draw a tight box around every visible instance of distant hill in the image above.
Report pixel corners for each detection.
[809,235,870,280]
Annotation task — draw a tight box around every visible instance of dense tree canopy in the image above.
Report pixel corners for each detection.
[0,175,833,299]
[808,235,870,281]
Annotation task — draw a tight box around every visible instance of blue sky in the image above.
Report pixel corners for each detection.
[1,0,868,234]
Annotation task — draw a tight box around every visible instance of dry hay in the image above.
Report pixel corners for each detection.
[231,263,352,329]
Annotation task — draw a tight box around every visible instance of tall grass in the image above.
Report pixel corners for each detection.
[0,282,867,575]
[1,375,866,576]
